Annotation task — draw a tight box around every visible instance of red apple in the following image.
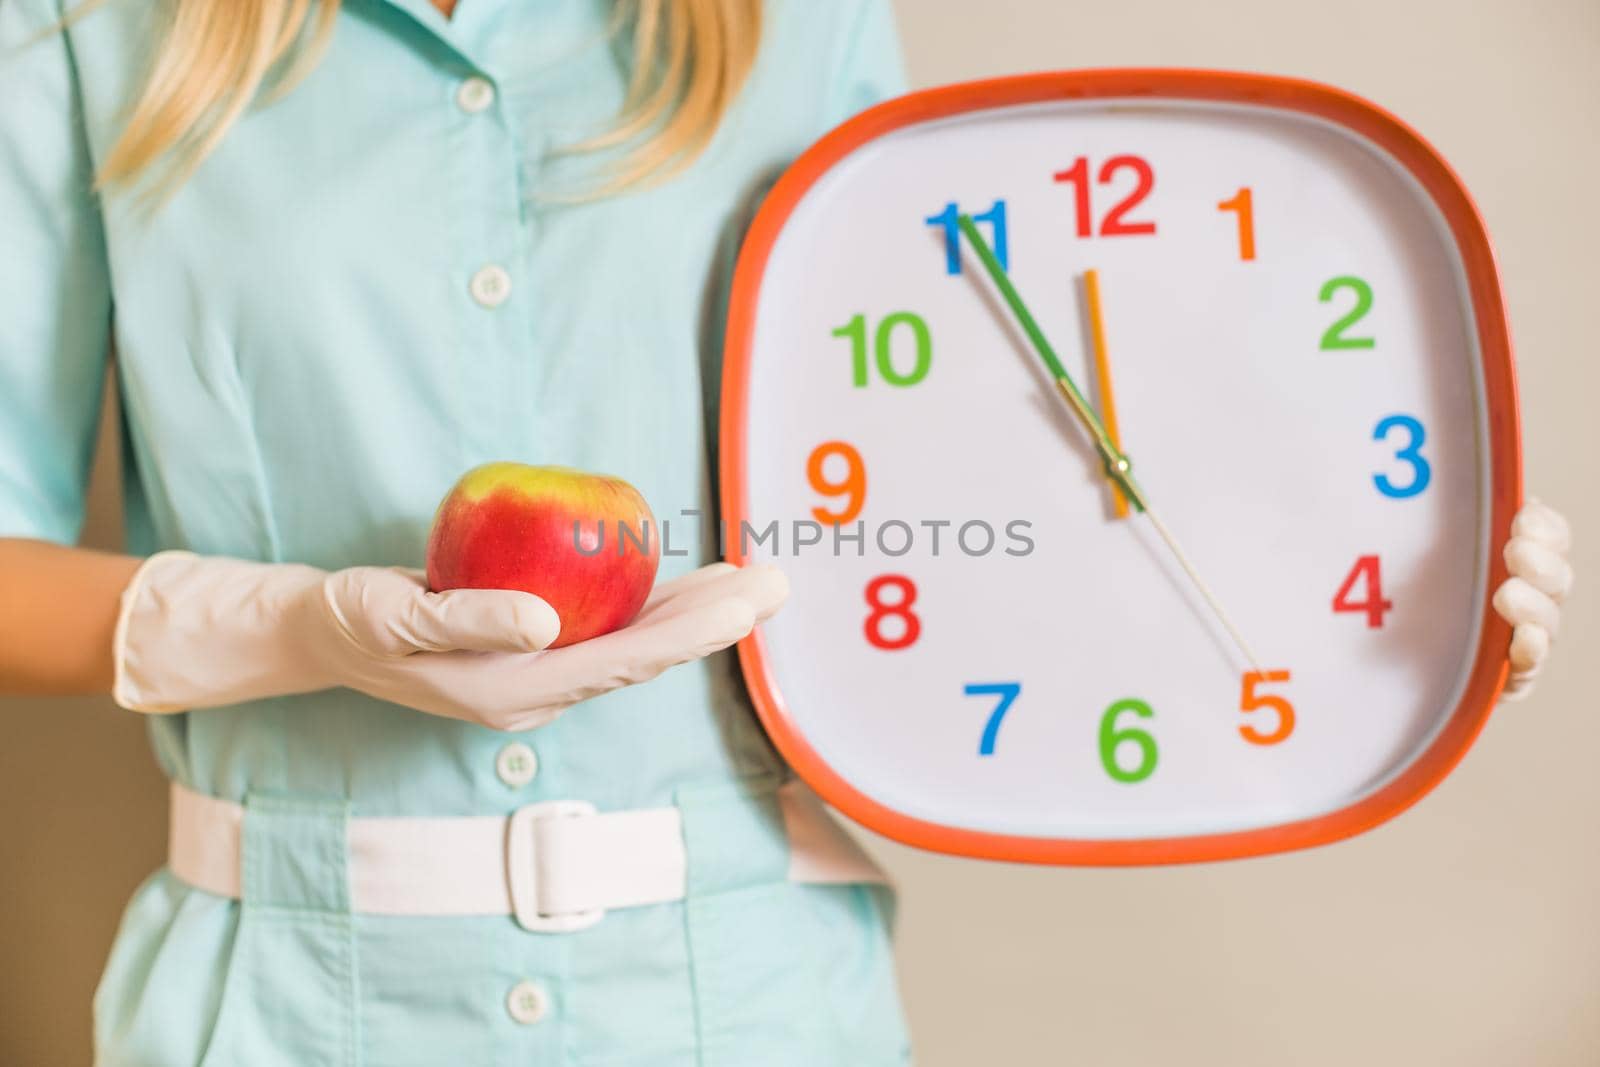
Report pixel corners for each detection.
[426,462,661,648]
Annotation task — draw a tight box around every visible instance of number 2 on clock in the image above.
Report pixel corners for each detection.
[1319,276,1376,350]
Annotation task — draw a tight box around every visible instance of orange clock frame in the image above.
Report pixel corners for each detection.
[718,69,1522,866]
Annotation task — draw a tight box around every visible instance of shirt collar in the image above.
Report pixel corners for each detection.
[371,0,499,75]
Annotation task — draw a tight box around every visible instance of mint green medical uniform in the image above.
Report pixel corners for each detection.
[0,0,911,1062]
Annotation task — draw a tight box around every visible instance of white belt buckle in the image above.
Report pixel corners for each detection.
[507,799,606,933]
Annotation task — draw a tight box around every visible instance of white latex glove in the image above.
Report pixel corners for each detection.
[113,551,788,731]
[1491,500,1573,700]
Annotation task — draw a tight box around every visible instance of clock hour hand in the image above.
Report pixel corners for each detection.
[1081,269,1132,519]
[956,214,1263,672]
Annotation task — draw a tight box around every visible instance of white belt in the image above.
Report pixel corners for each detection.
[169,781,885,932]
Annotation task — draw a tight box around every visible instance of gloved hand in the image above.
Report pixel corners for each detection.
[1492,500,1572,700]
[113,551,788,731]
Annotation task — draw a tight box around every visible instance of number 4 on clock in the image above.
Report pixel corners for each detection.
[1332,555,1394,628]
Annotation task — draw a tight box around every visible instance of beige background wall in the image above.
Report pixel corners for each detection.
[3,0,1596,1063]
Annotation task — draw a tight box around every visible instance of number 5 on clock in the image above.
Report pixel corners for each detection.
[1239,670,1295,745]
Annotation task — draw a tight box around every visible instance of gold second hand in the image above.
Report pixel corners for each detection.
[956,214,1263,673]
[1136,496,1265,673]
[1053,379,1263,673]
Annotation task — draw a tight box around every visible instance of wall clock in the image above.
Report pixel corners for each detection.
[720,70,1520,864]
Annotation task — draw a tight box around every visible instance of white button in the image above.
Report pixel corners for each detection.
[456,76,496,114]
[496,742,538,789]
[469,265,512,308]
[506,980,549,1025]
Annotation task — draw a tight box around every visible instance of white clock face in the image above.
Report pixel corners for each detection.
[736,94,1501,846]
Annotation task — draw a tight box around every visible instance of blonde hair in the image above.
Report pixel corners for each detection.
[90,0,762,200]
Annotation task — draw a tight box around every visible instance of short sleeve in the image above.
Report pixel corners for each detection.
[0,0,113,544]
[822,0,910,130]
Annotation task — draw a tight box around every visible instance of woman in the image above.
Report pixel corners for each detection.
[0,0,1570,1064]
[3,0,908,1062]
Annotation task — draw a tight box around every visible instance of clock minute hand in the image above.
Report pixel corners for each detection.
[954,218,1145,510]
[956,214,1263,672]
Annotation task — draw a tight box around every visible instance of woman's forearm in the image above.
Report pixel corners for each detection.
[0,538,142,696]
